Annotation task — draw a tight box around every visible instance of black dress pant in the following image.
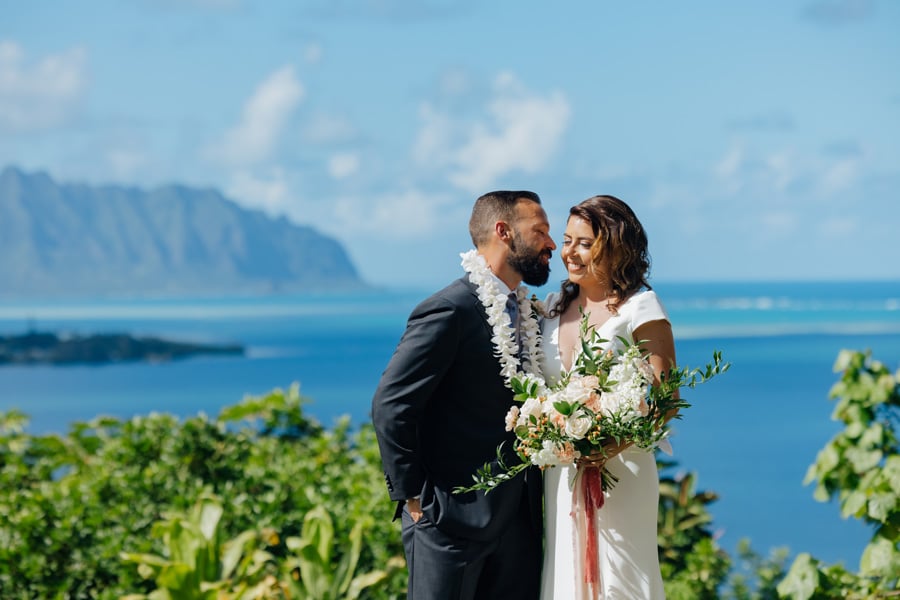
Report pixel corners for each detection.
[400,488,542,600]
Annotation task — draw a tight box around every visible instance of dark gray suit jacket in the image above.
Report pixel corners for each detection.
[371,275,542,542]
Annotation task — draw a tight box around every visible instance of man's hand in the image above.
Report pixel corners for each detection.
[406,497,423,523]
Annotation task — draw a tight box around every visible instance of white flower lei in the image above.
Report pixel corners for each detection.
[460,249,544,388]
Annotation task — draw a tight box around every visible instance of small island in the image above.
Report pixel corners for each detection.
[0,331,244,366]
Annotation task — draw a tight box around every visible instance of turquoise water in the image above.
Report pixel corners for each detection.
[2,280,899,567]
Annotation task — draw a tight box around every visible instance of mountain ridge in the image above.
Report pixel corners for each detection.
[0,166,366,298]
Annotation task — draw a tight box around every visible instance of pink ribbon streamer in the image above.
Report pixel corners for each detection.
[571,465,605,598]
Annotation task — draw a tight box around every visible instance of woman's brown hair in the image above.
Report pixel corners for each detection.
[549,195,651,317]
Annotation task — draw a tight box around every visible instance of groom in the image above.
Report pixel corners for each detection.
[371,190,556,599]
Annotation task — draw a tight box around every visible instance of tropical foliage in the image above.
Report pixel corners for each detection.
[657,462,731,599]
[0,347,897,598]
[0,385,408,599]
[777,349,900,599]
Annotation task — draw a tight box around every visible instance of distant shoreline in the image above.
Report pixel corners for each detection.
[0,331,244,366]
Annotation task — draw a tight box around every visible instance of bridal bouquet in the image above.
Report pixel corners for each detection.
[455,315,729,494]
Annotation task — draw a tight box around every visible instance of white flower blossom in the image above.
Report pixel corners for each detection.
[564,412,592,439]
[532,440,562,467]
[519,397,543,423]
[504,406,520,431]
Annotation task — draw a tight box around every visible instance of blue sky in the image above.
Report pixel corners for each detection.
[2,0,898,288]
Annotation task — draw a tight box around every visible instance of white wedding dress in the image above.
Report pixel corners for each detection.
[539,290,668,600]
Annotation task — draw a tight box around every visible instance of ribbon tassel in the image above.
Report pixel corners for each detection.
[571,465,605,598]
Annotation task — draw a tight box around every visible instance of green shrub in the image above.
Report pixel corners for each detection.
[0,385,407,599]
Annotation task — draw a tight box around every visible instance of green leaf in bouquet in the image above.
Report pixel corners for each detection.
[453,443,529,495]
[553,401,574,417]
[615,335,634,351]
[511,374,542,402]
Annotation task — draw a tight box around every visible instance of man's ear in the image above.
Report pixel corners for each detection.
[495,221,512,241]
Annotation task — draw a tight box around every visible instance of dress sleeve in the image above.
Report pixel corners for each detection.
[629,290,670,331]
[543,291,560,313]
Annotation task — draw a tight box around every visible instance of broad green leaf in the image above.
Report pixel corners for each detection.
[120,552,171,568]
[776,553,820,600]
[346,570,389,600]
[845,447,883,473]
[867,492,896,523]
[335,519,366,595]
[221,530,256,579]
[814,444,840,474]
[156,563,193,592]
[859,535,894,576]
[859,422,886,448]
[198,502,223,542]
[303,506,334,564]
[884,455,900,494]
[841,490,867,519]
[553,401,574,417]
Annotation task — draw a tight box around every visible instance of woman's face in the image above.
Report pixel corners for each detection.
[561,215,601,285]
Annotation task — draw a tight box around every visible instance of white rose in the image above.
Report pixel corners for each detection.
[520,397,543,422]
[564,412,592,440]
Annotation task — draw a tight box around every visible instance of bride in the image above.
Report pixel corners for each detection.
[539,195,676,599]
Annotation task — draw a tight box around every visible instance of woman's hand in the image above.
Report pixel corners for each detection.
[577,438,632,467]
[577,449,607,468]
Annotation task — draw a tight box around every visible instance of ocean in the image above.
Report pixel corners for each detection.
[2,280,899,568]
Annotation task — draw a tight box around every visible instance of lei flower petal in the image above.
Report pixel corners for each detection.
[460,249,544,388]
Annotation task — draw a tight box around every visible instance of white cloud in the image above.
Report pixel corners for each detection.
[819,216,859,237]
[328,152,359,179]
[226,168,292,217]
[760,210,798,237]
[414,72,571,193]
[765,150,798,192]
[208,65,304,166]
[437,67,473,97]
[714,140,863,202]
[818,157,859,194]
[302,111,357,144]
[714,143,745,195]
[715,142,814,199]
[0,40,87,132]
[333,188,457,239]
[413,104,454,163]
[106,147,148,180]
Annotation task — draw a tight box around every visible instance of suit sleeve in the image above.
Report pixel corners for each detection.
[371,294,460,502]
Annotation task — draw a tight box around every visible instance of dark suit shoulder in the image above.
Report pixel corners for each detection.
[411,276,479,315]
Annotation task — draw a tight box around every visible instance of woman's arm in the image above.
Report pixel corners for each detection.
[578,318,678,467]
[634,318,679,422]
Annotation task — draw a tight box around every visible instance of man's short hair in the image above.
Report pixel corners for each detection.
[468,190,541,247]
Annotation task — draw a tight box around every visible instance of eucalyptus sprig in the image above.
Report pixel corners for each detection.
[453,443,530,494]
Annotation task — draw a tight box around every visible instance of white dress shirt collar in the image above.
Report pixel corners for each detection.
[488,271,516,296]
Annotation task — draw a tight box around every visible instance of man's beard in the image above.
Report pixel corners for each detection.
[508,231,551,287]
